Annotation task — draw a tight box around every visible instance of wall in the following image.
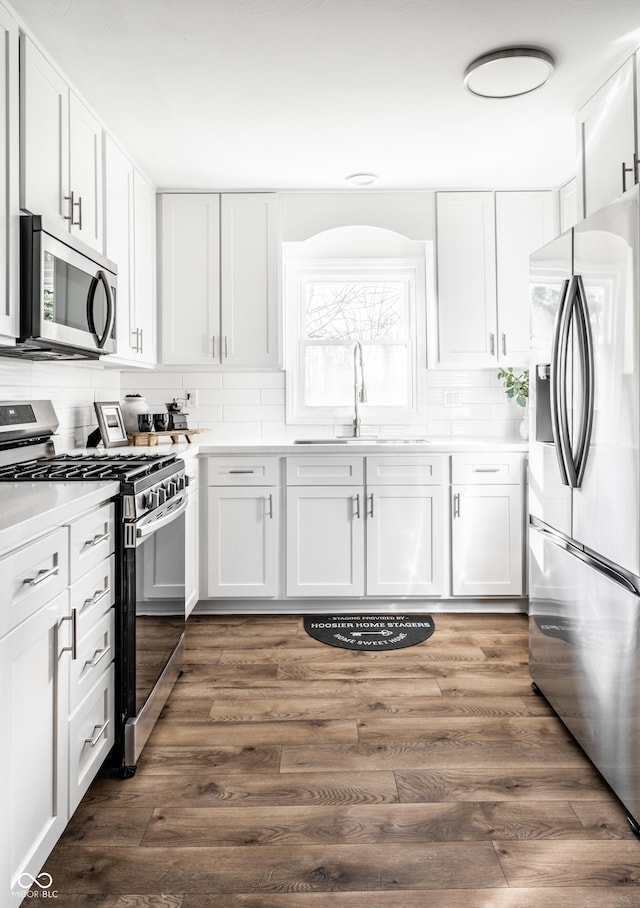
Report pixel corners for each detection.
[0,358,120,451]
[120,367,526,442]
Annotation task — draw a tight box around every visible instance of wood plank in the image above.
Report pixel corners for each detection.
[569,800,637,840]
[276,660,523,681]
[357,715,575,746]
[83,771,400,808]
[205,695,532,722]
[148,718,358,747]
[42,843,507,894]
[495,840,640,887]
[59,807,154,847]
[168,678,444,700]
[218,643,488,664]
[178,663,279,683]
[280,739,588,772]
[140,801,589,848]
[395,766,612,802]
[136,745,281,775]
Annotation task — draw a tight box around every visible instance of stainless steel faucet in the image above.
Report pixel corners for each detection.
[352,340,368,437]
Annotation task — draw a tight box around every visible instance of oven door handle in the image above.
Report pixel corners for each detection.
[133,493,188,545]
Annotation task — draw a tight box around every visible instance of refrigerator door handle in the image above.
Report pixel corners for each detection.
[573,274,595,488]
[550,278,575,486]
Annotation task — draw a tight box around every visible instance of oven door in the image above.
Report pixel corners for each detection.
[121,492,187,769]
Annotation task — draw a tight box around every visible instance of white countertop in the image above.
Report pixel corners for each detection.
[0,481,120,553]
[198,437,529,455]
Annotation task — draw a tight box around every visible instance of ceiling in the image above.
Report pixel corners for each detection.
[10,0,640,191]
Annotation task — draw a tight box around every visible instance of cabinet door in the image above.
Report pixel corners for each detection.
[132,168,156,364]
[220,193,279,367]
[495,191,556,366]
[286,485,364,597]
[559,178,578,232]
[0,5,18,341]
[160,193,220,364]
[577,57,636,218]
[451,484,523,596]
[366,485,444,596]
[208,486,278,597]
[0,590,70,901]
[20,35,70,227]
[436,192,497,367]
[185,490,199,617]
[68,91,103,251]
[104,134,135,360]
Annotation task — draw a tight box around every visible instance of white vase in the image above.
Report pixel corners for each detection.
[121,395,150,434]
[518,412,529,440]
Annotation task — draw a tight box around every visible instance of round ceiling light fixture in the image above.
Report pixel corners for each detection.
[464,47,554,99]
[345,172,379,187]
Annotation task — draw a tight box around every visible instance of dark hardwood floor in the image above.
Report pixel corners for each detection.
[41,613,640,907]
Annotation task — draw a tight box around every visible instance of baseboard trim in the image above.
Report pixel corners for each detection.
[190,598,529,616]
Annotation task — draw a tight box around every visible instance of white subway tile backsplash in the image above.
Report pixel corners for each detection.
[260,388,286,406]
[222,371,285,389]
[198,389,260,406]
[223,405,285,422]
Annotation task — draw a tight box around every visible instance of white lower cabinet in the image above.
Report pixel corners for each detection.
[366,485,444,596]
[207,486,279,597]
[185,457,200,617]
[0,588,70,901]
[286,485,365,597]
[68,664,115,815]
[451,453,525,597]
[285,454,445,598]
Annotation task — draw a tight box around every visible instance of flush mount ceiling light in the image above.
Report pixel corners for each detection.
[464,47,554,99]
[345,172,379,187]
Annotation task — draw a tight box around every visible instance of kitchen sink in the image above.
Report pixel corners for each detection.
[293,437,431,445]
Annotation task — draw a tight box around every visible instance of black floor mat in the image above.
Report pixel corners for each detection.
[303,614,435,651]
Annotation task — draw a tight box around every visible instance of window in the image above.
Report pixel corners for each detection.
[286,258,425,425]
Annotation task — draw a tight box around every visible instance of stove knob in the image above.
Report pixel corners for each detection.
[146,490,159,510]
[176,475,186,491]
[168,480,178,498]
[157,486,167,505]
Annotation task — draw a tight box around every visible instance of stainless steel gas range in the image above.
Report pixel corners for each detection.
[0,400,187,776]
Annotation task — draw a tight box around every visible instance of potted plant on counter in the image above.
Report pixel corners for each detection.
[497,367,529,439]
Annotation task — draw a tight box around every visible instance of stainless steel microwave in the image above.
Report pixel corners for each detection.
[0,215,117,360]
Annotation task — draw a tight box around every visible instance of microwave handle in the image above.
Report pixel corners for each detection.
[87,270,115,349]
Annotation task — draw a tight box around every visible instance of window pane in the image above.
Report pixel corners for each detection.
[304,344,408,407]
[305,281,407,340]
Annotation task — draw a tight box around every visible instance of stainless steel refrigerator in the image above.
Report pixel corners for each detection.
[529,183,640,832]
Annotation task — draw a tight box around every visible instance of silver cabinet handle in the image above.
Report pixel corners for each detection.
[501,333,507,356]
[86,531,110,548]
[64,190,82,227]
[453,492,461,518]
[267,493,274,519]
[59,609,78,660]
[224,336,228,359]
[81,587,110,611]
[489,333,495,356]
[131,328,140,352]
[622,160,635,193]
[212,336,216,357]
[25,565,59,586]
[368,493,374,518]
[84,719,110,747]
[354,493,361,518]
[76,195,83,230]
[138,328,143,353]
[473,468,500,473]
[229,469,255,474]
[84,646,110,671]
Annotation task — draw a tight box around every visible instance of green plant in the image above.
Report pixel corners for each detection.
[497,367,529,408]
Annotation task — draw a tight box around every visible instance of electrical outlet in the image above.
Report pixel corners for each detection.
[185,390,198,407]
[444,391,462,407]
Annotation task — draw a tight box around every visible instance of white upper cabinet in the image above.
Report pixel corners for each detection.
[159,192,279,367]
[494,191,556,365]
[21,36,103,252]
[577,55,637,218]
[0,3,18,343]
[436,190,556,368]
[104,137,157,366]
[436,191,497,368]
[159,193,221,364]
[220,193,279,367]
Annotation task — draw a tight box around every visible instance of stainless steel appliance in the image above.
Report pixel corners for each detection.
[528,184,640,833]
[0,401,187,776]
[0,215,117,361]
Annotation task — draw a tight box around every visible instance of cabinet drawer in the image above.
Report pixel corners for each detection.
[0,526,69,637]
[68,663,115,814]
[451,453,525,484]
[286,455,364,486]
[366,455,445,485]
[207,456,279,486]
[71,555,115,639]
[70,608,114,713]
[69,502,116,582]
